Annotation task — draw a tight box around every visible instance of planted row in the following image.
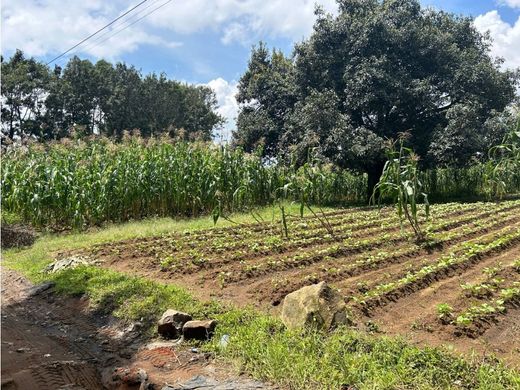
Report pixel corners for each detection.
[354,224,520,308]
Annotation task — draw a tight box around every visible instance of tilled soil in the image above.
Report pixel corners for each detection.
[1,268,273,389]
[73,201,520,368]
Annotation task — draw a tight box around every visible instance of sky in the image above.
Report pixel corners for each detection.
[2,0,520,139]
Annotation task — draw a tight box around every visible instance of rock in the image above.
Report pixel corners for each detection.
[26,281,55,297]
[44,256,94,273]
[157,309,192,338]
[281,281,351,331]
[182,320,217,340]
[102,366,149,389]
[162,374,266,389]
[1,224,36,249]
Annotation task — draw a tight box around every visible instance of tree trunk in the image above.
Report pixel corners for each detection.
[366,161,385,203]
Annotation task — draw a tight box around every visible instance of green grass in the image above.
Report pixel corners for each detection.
[3,205,520,389]
[2,203,333,279]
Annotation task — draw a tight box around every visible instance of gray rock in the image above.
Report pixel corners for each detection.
[281,281,351,331]
[27,281,55,297]
[182,320,217,340]
[162,374,265,389]
[158,310,192,338]
[45,256,93,273]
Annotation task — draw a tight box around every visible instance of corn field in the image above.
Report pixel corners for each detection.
[1,137,365,229]
[3,137,520,230]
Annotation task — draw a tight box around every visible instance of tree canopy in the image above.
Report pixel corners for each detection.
[232,0,519,188]
[1,51,223,142]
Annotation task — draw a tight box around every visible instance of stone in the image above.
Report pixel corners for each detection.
[161,374,266,389]
[101,366,149,389]
[26,281,55,297]
[157,310,192,338]
[182,320,217,340]
[44,256,93,273]
[281,281,350,331]
[1,224,36,249]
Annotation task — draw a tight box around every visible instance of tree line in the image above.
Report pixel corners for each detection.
[1,50,223,142]
[232,0,520,191]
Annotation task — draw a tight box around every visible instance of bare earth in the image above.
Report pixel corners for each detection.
[0,267,270,389]
[70,202,520,368]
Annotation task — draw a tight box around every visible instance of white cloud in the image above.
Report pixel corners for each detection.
[474,11,520,70]
[498,0,520,8]
[205,78,239,142]
[0,0,181,60]
[1,0,338,59]
[148,0,337,42]
[222,22,251,46]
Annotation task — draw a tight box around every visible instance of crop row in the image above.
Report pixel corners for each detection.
[263,213,520,299]
[455,282,520,334]
[221,210,520,284]
[167,202,520,273]
[354,225,520,309]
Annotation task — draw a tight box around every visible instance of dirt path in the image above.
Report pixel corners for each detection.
[1,268,108,389]
[1,268,273,389]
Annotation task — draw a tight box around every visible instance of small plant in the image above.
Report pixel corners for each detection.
[437,303,454,323]
[460,281,500,299]
[371,132,430,241]
[482,263,502,278]
[365,320,381,333]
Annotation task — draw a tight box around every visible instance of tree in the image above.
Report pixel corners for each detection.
[233,42,298,154]
[233,0,519,196]
[1,51,223,142]
[1,50,50,141]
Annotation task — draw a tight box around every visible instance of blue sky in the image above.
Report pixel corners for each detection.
[2,0,520,137]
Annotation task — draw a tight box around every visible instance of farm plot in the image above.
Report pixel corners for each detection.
[74,200,520,365]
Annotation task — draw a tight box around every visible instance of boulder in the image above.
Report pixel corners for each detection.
[157,310,192,338]
[281,281,350,331]
[1,224,36,249]
[182,320,217,340]
[45,256,93,273]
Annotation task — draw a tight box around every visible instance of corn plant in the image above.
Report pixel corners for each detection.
[485,121,520,199]
[370,133,430,241]
[2,136,366,230]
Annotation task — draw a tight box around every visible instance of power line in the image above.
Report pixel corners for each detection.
[79,0,164,54]
[85,0,173,53]
[46,0,149,65]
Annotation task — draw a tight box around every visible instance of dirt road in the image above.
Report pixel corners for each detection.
[1,268,270,389]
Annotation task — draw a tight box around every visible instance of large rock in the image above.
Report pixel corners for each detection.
[1,224,36,249]
[157,310,192,338]
[281,281,350,331]
[182,320,217,340]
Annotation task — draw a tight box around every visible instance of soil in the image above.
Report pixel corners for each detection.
[71,201,520,368]
[0,268,274,389]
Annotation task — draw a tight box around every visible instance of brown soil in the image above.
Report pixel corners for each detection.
[0,268,272,389]
[56,201,520,368]
[356,246,520,366]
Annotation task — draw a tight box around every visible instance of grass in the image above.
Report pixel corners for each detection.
[3,204,520,389]
[2,203,333,279]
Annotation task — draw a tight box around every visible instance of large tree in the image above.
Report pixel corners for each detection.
[1,50,50,140]
[1,52,223,142]
[233,0,519,193]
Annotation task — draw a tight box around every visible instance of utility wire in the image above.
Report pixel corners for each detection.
[46,0,149,65]
[85,0,173,52]
[79,0,163,53]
